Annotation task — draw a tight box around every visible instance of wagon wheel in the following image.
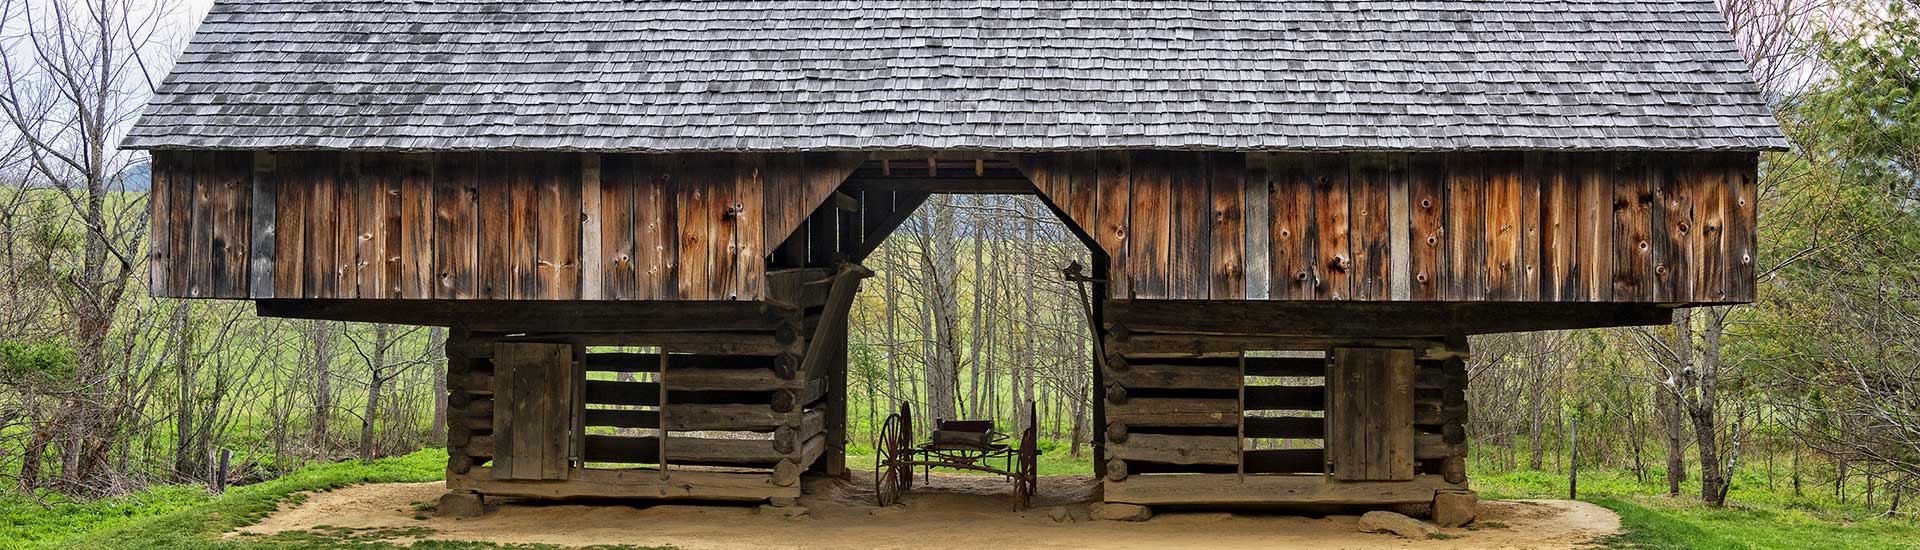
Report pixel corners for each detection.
[875,410,906,507]
[1014,403,1040,510]
[897,402,915,492]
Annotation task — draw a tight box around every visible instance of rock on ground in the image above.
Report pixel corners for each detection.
[1357,510,1437,538]
[1048,506,1075,523]
[1090,503,1153,522]
[436,491,485,519]
[1432,491,1478,527]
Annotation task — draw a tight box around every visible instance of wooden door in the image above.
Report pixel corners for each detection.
[1326,347,1416,480]
[492,342,576,480]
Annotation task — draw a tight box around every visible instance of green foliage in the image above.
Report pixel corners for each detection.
[0,485,207,549]
[0,341,75,386]
[43,449,448,550]
[1592,497,1920,550]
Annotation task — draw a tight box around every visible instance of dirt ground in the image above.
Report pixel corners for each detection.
[234,472,1620,549]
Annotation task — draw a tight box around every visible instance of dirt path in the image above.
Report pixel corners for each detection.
[235,473,1619,549]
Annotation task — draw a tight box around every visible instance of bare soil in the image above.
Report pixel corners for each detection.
[234,472,1619,549]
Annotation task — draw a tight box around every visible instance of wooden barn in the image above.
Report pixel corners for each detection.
[125,0,1785,519]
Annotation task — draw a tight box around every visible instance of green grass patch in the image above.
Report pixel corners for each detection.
[1591,496,1920,550]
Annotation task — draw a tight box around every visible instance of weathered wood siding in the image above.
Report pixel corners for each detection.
[1023,151,1758,303]
[152,149,1758,304]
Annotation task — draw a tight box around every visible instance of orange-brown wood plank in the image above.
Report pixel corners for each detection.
[507,155,540,299]
[398,154,435,298]
[375,155,402,298]
[1577,153,1614,302]
[599,155,639,300]
[535,154,582,300]
[1409,154,1448,301]
[674,156,710,300]
[186,151,214,297]
[1168,151,1211,300]
[1067,153,1100,249]
[1096,151,1132,298]
[1445,154,1486,300]
[638,156,673,300]
[473,154,511,299]
[733,154,766,299]
[333,153,363,298]
[1349,154,1397,301]
[1208,152,1245,299]
[1612,154,1654,301]
[1537,153,1581,301]
[1725,153,1758,301]
[1653,154,1693,302]
[1309,154,1351,300]
[1519,154,1544,301]
[707,155,742,300]
[1269,154,1312,300]
[1129,151,1172,298]
[1484,152,1523,301]
[432,153,477,299]
[1693,153,1728,302]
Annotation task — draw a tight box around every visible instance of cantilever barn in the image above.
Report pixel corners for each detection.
[126,0,1784,518]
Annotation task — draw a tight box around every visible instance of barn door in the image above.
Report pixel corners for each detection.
[491,342,577,480]
[1326,347,1416,480]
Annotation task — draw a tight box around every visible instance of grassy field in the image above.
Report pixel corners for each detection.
[6,446,1916,549]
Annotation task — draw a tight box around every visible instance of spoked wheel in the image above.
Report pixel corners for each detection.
[1014,403,1040,510]
[875,402,914,507]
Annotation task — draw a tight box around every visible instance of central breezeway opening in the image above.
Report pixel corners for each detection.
[838,191,1097,480]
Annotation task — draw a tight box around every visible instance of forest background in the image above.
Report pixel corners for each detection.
[0,0,1915,547]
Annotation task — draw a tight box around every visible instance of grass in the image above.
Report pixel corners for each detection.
[1471,464,1920,550]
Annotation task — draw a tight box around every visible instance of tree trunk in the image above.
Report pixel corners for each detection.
[1662,311,1690,497]
[428,327,448,443]
[359,324,391,460]
[921,197,963,423]
[172,304,198,480]
[1690,309,1728,507]
[312,320,334,450]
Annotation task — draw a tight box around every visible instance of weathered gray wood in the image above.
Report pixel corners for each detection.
[583,434,784,465]
[773,408,827,454]
[1104,300,1672,338]
[1105,363,1241,390]
[1328,347,1416,481]
[1107,433,1239,465]
[772,377,828,413]
[579,153,603,300]
[256,299,790,333]
[773,433,827,487]
[492,342,574,481]
[1104,474,1463,506]
[248,152,277,298]
[1106,398,1238,428]
[1243,154,1271,299]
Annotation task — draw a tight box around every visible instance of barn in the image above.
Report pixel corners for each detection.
[124,0,1785,520]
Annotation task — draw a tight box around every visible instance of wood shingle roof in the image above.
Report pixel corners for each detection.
[122,0,1789,152]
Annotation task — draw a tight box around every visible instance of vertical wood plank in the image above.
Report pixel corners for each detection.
[1349,154,1396,300]
[1577,153,1614,302]
[601,155,638,299]
[1484,152,1523,301]
[1243,153,1271,300]
[1168,151,1210,299]
[475,154,511,299]
[1725,153,1758,301]
[1129,151,1171,298]
[579,153,604,300]
[398,154,435,299]
[148,152,172,295]
[187,151,213,297]
[1387,154,1412,301]
[1654,154,1693,302]
[304,152,336,298]
[707,155,742,299]
[675,156,710,300]
[338,153,364,298]
[271,154,306,299]
[1694,153,1727,302]
[1519,154,1544,301]
[735,154,766,300]
[248,152,277,298]
[1409,154,1448,301]
[211,151,251,298]
[1445,154,1486,300]
[1208,152,1245,299]
[1067,153,1100,249]
[433,153,477,299]
[1329,347,1415,481]
[1309,154,1350,300]
[380,155,404,298]
[1541,153,1582,301]
[1270,154,1311,300]
[1096,151,1132,298]
[508,155,540,300]
[493,342,573,481]
[1612,154,1654,301]
[639,156,673,299]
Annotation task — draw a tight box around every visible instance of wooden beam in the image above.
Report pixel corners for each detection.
[1105,300,1674,338]
[1103,474,1463,506]
[452,466,793,501]
[257,299,790,332]
[838,176,1035,195]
